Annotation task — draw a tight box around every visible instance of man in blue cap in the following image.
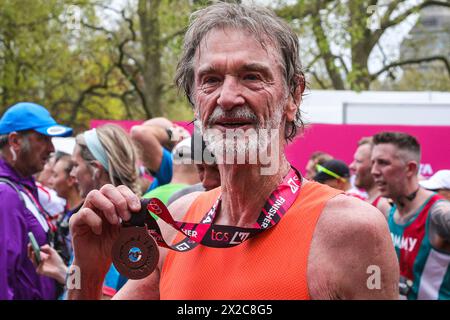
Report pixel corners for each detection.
[0,102,72,300]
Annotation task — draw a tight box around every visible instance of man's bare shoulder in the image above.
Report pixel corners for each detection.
[308,194,399,299]
[429,199,450,251]
[322,194,389,233]
[376,197,392,220]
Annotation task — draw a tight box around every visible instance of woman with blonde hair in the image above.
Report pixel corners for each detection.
[29,124,141,299]
[72,124,141,198]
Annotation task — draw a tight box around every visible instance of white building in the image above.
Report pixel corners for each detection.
[301,90,450,126]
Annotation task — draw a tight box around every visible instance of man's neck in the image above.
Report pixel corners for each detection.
[171,167,200,185]
[365,184,381,203]
[2,155,31,178]
[215,158,291,227]
[66,189,84,211]
[393,185,432,218]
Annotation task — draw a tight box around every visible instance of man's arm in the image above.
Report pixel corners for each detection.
[0,189,27,300]
[130,125,166,173]
[308,194,399,299]
[428,200,450,252]
[376,197,392,220]
[131,118,190,174]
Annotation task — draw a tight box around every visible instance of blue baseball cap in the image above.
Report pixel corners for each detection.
[0,102,72,137]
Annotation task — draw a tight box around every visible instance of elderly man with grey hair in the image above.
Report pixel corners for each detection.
[0,102,72,299]
[68,2,398,300]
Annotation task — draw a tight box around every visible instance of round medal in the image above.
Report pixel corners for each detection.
[112,226,159,280]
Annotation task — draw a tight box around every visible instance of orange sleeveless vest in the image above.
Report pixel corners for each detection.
[160,181,341,300]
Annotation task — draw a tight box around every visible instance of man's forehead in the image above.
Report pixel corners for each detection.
[193,27,281,67]
[27,130,49,140]
[372,143,398,159]
[357,144,372,156]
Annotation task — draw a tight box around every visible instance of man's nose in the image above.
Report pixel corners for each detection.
[349,161,356,173]
[216,76,245,110]
[47,139,55,153]
[371,163,379,177]
[69,167,76,179]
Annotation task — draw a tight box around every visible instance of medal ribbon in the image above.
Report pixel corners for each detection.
[143,166,302,252]
[22,187,57,233]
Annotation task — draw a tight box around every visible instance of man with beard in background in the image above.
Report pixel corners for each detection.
[349,136,391,218]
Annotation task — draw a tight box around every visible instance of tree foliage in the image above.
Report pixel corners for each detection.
[1,0,448,132]
[275,0,450,91]
[0,0,205,131]
[0,0,131,131]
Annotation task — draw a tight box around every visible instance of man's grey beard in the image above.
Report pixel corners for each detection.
[19,134,32,155]
[197,105,283,163]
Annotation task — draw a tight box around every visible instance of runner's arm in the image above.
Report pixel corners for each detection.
[429,201,450,252]
[0,188,28,300]
[309,195,399,299]
[376,197,392,220]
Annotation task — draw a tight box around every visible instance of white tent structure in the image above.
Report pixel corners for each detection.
[52,137,76,155]
[301,90,450,126]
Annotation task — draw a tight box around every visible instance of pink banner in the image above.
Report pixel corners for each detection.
[91,120,450,178]
[286,124,450,178]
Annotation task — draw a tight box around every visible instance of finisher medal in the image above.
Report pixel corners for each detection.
[112,200,160,280]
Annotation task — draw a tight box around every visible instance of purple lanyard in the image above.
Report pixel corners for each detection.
[145,166,302,252]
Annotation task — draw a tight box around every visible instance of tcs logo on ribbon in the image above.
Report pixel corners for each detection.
[148,200,163,215]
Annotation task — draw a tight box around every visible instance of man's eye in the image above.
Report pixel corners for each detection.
[203,77,220,84]
[243,73,260,81]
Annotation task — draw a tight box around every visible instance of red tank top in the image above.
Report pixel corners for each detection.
[160,181,341,299]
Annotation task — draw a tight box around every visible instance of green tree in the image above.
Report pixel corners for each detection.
[275,0,450,91]
[85,0,208,122]
[0,0,131,131]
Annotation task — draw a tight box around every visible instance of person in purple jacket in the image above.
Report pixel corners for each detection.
[0,102,72,300]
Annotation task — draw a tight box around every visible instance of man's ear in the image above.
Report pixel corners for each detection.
[406,161,419,178]
[67,174,77,187]
[8,132,21,150]
[285,74,305,122]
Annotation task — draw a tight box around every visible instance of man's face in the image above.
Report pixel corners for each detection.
[50,159,71,199]
[322,179,345,191]
[37,156,56,187]
[196,163,221,191]
[371,143,407,198]
[18,131,55,176]
[192,28,295,160]
[437,189,450,201]
[349,144,374,189]
[71,145,96,198]
[305,160,316,180]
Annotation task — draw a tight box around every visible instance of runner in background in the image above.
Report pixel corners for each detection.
[304,151,333,180]
[420,170,450,201]
[35,153,66,219]
[349,136,391,218]
[0,102,72,300]
[142,137,200,205]
[29,124,141,299]
[131,117,190,193]
[372,132,450,300]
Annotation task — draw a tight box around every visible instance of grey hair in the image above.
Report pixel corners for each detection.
[0,131,32,152]
[0,134,8,149]
[175,2,305,141]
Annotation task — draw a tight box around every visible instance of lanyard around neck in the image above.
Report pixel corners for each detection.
[144,166,302,251]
